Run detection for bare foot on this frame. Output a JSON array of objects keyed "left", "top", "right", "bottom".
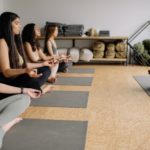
[
  {"left": 2, "top": 117, "right": 22, "bottom": 133},
  {"left": 48, "top": 74, "right": 59, "bottom": 84},
  {"left": 63, "top": 68, "right": 68, "bottom": 73},
  {"left": 56, "top": 74, "right": 59, "bottom": 78},
  {"left": 42, "top": 84, "right": 54, "bottom": 94},
  {"left": 47, "top": 77, "right": 56, "bottom": 84}
]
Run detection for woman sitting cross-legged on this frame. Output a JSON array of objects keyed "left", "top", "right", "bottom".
[
  {"left": 0, "top": 12, "right": 54, "bottom": 94},
  {"left": 44, "top": 24, "right": 72, "bottom": 73},
  {"left": 0, "top": 83, "right": 41, "bottom": 149},
  {"left": 22, "top": 23, "right": 59, "bottom": 83}
]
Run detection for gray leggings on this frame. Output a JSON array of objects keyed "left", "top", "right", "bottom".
[{"left": 0, "top": 94, "right": 31, "bottom": 149}]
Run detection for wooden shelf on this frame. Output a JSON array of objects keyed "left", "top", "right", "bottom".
[
  {"left": 38, "top": 35, "right": 128, "bottom": 65},
  {"left": 38, "top": 36, "right": 128, "bottom": 40},
  {"left": 91, "top": 58, "right": 127, "bottom": 62}
]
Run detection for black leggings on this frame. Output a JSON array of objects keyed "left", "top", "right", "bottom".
[{"left": 0, "top": 66, "right": 51, "bottom": 100}]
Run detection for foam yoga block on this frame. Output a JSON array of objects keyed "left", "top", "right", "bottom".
[
  {"left": 79, "top": 49, "right": 93, "bottom": 62},
  {"left": 69, "top": 48, "right": 80, "bottom": 62}
]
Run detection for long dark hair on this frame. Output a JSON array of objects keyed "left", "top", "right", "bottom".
[
  {"left": 22, "top": 23, "right": 40, "bottom": 52},
  {"left": 44, "top": 25, "right": 57, "bottom": 54},
  {"left": 0, "top": 12, "right": 26, "bottom": 68}
]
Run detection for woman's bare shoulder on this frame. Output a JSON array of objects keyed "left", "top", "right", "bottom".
[
  {"left": 0, "top": 38, "right": 7, "bottom": 45},
  {"left": 0, "top": 39, "right": 9, "bottom": 51}
]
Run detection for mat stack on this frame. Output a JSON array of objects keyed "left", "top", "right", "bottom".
[
  {"left": 105, "top": 43, "right": 116, "bottom": 58},
  {"left": 115, "top": 42, "right": 127, "bottom": 58},
  {"left": 63, "top": 25, "right": 84, "bottom": 36},
  {"left": 92, "top": 41, "right": 105, "bottom": 58}
]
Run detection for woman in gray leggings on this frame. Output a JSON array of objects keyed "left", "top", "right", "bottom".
[{"left": 0, "top": 83, "right": 41, "bottom": 149}]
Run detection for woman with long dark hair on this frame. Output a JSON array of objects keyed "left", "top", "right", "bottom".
[
  {"left": 44, "top": 25, "right": 72, "bottom": 72},
  {"left": 0, "top": 83, "right": 41, "bottom": 149},
  {"left": 0, "top": 12, "right": 53, "bottom": 98},
  {"left": 22, "top": 23, "right": 59, "bottom": 83}
]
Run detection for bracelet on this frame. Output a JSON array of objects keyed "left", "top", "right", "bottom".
[{"left": 21, "top": 87, "right": 24, "bottom": 94}]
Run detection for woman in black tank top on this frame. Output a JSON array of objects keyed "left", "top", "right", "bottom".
[{"left": 0, "top": 12, "right": 53, "bottom": 98}]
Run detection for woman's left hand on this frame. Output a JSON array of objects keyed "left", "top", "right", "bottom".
[
  {"left": 26, "top": 68, "right": 43, "bottom": 78},
  {"left": 23, "top": 88, "right": 41, "bottom": 99}
]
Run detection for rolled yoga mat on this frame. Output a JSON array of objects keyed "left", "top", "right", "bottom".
[
  {"left": 55, "top": 77, "right": 93, "bottom": 86},
  {"left": 134, "top": 76, "right": 150, "bottom": 96},
  {"left": 68, "top": 68, "right": 95, "bottom": 74},
  {"left": 2, "top": 119, "right": 88, "bottom": 150},
  {"left": 31, "top": 91, "right": 89, "bottom": 108}
]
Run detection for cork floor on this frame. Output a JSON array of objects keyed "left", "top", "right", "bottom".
[{"left": 22, "top": 65, "right": 150, "bottom": 150}]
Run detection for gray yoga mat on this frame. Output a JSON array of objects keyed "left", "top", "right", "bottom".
[
  {"left": 2, "top": 119, "right": 88, "bottom": 150},
  {"left": 68, "top": 68, "right": 95, "bottom": 74},
  {"left": 55, "top": 77, "right": 93, "bottom": 86},
  {"left": 134, "top": 76, "right": 150, "bottom": 96},
  {"left": 31, "top": 91, "right": 89, "bottom": 108}
]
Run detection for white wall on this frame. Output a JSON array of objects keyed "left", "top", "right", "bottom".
[
  {"left": 2, "top": 0, "right": 150, "bottom": 42},
  {"left": 0, "top": 0, "right": 3, "bottom": 13}
]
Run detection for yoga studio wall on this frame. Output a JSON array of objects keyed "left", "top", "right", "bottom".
[
  {"left": 0, "top": 0, "right": 3, "bottom": 13},
  {"left": 2, "top": 0, "right": 150, "bottom": 41}
]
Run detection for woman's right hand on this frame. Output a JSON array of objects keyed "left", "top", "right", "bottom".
[
  {"left": 42, "top": 60, "right": 57, "bottom": 68},
  {"left": 23, "top": 88, "right": 41, "bottom": 99},
  {"left": 26, "top": 68, "right": 43, "bottom": 78}
]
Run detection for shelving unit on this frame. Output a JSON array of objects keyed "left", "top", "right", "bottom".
[{"left": 39, "top": 36, "right": 128, "bottom": 65}]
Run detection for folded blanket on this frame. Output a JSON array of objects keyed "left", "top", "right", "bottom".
[
  {"left": 63, "top": 25, "right": 84, "bottom": 30},
  {"left": 64, "top": 32, "right": 83, "bottom": 36}
]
